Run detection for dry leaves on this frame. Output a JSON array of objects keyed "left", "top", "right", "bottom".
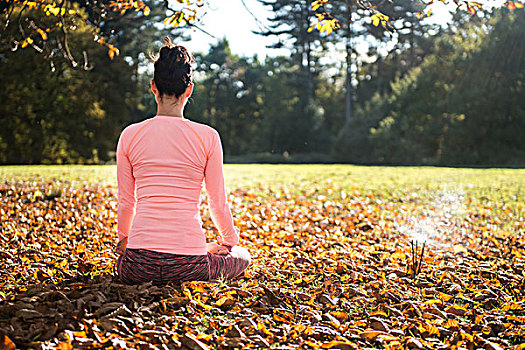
[{"left": 0, "top": 180, "right": 524, "bottom": 349}]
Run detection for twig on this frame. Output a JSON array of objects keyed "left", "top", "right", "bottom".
[
  {"left": 410, "top": 240, "right": 415, "bottom": 276},
  {"left": 410, "top": 240, "right": 426, "bottom": 279},
  {"left": 240, "top": 0, "right": 272, "bottom": 33},
  {"left": 416, "top": 241, "right": 426, "bottom": 276},
  {"left": 188, "top": 23, "right": 217, "bottom": 39}
]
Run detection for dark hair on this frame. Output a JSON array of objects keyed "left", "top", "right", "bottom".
[{"left": 153, "top": 37, "right": 194, "bottom": 98}]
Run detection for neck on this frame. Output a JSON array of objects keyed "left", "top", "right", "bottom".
[{"left": 156, "top": 98, "right": 185, "bottom": 118}]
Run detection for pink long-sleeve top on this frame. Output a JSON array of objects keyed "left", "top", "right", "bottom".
[{"left": 116, "top": 115, "right": 239, "bottom": 255}]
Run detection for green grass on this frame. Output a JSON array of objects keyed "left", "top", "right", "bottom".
[
  {"left": 2, "top": 164, "right": 523, "bottom": 232},
  {"left": 0, "top": 163, "right": 522, "bottom": 221},
  {"left": 1, "top": 164, "right": 523, "bottom": 201}
]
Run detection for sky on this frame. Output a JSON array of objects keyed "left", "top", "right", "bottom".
[
  {"left": 176, "top": 0, "right": 289, "bottom": 59},
  {"left": 173, "top": 0, "right": 509, "bottom": 59}
]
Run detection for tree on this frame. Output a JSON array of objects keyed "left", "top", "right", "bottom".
[
  {"left": 0, "top": 7, "right": 136, "bottom": 164},
  {"left": 258, "top": 0, "right": 325, "bottom": 101},
  {"left": 0, "top": 0, "right": 199, "bottom": 67},
  {"left": 257, "top": 0, "right": 331, "bottom": 153},
  {"left": 186, "top": 39, "right": 265, "bottom": 156},
  {"left": 186, "top": 40, "right": 331, "bottom": 157},
  {"left": 4, "top": 0, "right": 518, "bottom": 68},
  {"left": 370, "top": 8, "right": 525, "bottom": 165}
]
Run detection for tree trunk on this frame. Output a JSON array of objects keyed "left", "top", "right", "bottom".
[
  {"left": 409, "top": 16, "right": 415, "bottom": 69},
  {"left": 307, "top": 41, "right": 314, "bottom": 101},
  {"left": 306, "top": 0, "right": 314, "bottom": 101},
  {"left": 376, "top": 55, "right": 383, "bottom": 95},
  {"left": 344, "top": 1, "right": 353, "bottom": 125}
]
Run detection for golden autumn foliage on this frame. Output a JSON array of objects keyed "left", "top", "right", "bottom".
[
  {"left": 0, "top": 171, "right": 524, "bottom": 349},
  {"left": 4, "top": 0, "right": 524, "bottom": 64}
]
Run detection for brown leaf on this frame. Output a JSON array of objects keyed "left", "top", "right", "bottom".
[
  {"left": 248, "top": 335, "right": 270, "bottom": 347},
  {"left": 318, "top": 294, "right": 338, "bottom": 306},
  {"left": 16, "top": 309, "right": 44, "bottom": 320},
  {"left": 484, "top": 341, "right": 505, "bottom": 350},
  {"left": 369, "top": 317, "right": 390, "bottom": 332},
  {"left": 321, "top": 340, "right": 357, "bottom": 349},
  {"left": 224, "top": 325, "right": 245, "bottom": 338},
  {"left": 405, "top": 337, "right": 424, "bottom": 349},
  {"left": 445, "top": 305, "right": 468, "bottom": 316},
  {"left": 360, "top": 330, "right": 388, "bottom": 341},
  {"left": 182, "top": 333, "right": 210, "bottom": 350},
  {"left": 215, "top": 297, "right": 236, "bottom": 308}
]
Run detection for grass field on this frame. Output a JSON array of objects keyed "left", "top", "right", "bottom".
[
  {"left": 1, "top": 165, "right": 524, "bottom": 349},
  {"left": 1, "top": 163, "right": 524, "bottom": 199}
]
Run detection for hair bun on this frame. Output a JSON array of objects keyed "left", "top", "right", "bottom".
[
  {"left": 159, "top": 46, "right": 172, "bottom": 60},
  {"left": 153, "top": 37, "right": 194, "bottom": 98},
  {"left": 162, "top": 36, "right": 173, "bottom": 47}
]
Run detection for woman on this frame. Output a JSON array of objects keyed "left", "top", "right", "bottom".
[{"left": 115, "top": 38, "right": 250, "bottom": 285}]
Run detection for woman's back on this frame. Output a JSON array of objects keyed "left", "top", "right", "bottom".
[
  {"left": 117, "top": 115, "right": 236, "bottom": 255},
  {"left": 115, "top": 38, "right": 248, "bottom": 285}
]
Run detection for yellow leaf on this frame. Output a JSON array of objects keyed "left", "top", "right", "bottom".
[
  {"left": 57, "top": 342, "right": 72, "bottom": 350},
  {"left": 143, "top": 6, "right": 150, "bottom": 15},
  {"left": 107, "top": 45, "right": 119, "bottom": 60},
  {"left": 439, "top": 292, "right": 454, "bottom": 302},
  {"left": 444, "top": 319, "right": 459, "bottom": 329},
  {"left": 190, "top": 282, "right": 206, "bottom": 293},
  {"left": 453, "top": 244, "right": 468, "bottom": 254},
  {"left": 377, "top": 334, "right": 400, "bottom": 341},
  {"left": 391, "top": 251, "right": 405, "bottom": 260},
  {"left": 273, "top": 313, "right": 288, "bottom": 322},
  {"left": 330, "top": 311, "right": 349, "bottom": 322},
  {"left": 360, "top": 330, "right": 387, "bottom": 340},
  {"left": 502, "top": 303, "right": 523, "bottom": 311},
  {"left": 369, "top": 310, "right": 388, "bottom": 317},
  {"left": 195, "top": 333, "right": 212, "bottom": 341},
  {"left": 321, "top": 340, "right": 356, "bottom": 349},
  {"left": 215, "top": 297, "right": 235, "bottom": 307},
  {"left": 37, "top": 28, "right": 47, "bottom": 40},
  {"left": 423, "top": 299, "right": 442, "bottom": 306},
  {"left": 371, "top": 14, "right": 380, "bottom": 27}
]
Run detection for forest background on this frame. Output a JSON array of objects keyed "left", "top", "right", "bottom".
[{"left": 1, "top": 0, "right": 524, "bottom": 167}]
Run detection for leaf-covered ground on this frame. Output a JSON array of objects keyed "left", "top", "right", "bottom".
[{"left": 0, "top": 165, "right": 524, "bottom": 350}]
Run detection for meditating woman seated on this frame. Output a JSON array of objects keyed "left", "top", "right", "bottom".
[{"left": 115, "top": 37, "right": 250, "bottom": 285}]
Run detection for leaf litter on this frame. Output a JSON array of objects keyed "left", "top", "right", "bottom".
[{"left": 0, "top": 180, "right": 524, "bottom": 349}]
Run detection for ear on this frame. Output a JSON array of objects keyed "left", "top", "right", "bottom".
[
  {"left": 186, "top": 83, "right": 194, "bottom": 98},
  {"left": 151, "top": 79, "right": 158, "bottom": 95}
]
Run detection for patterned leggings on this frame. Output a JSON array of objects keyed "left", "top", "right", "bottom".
[{"left": 116, "top": 246, "right": 251, "bottom": 285}]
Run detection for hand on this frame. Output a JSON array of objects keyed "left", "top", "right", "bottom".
[
  {"left": 206, "top": 242, "right": 229, "bottom": 255},
  {"left": 116, "top": 237, "right": 128, "bottom": 255}
]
